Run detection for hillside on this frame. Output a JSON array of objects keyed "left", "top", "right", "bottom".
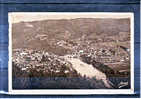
[{"left": 12, "top": 18, "right": 130, "bottom": 55}]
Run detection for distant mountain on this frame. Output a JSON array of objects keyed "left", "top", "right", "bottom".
[{"left": 12, "top": 18, "right": 130, "bottom": 55}]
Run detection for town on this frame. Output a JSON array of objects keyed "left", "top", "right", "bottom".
[{"left": 12, "top": 18, "right": 131, "bottom": 89}]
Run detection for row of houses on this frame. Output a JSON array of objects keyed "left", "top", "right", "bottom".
[{"left": 12, "top": 49, "right": 77, "bottom": 77}]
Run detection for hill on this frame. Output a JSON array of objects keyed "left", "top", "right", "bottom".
[{"left": 12, "top": 18, "right": 130, "bottom": 55}]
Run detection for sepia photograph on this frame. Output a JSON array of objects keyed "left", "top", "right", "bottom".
[{"left": 8, "top": 13, "right": 134, "bottom": 94}]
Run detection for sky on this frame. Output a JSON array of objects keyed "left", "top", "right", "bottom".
[{"left": 8, "top": 12, "right": 133, "bottom": 23}]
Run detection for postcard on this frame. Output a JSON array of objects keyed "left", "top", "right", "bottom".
[{"left": 8, "top": 12, "right": 134, "bottom": 95}]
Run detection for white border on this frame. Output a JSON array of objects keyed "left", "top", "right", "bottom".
[{"left": 8, "top": 12, "right": 134, "bottom": 95}]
